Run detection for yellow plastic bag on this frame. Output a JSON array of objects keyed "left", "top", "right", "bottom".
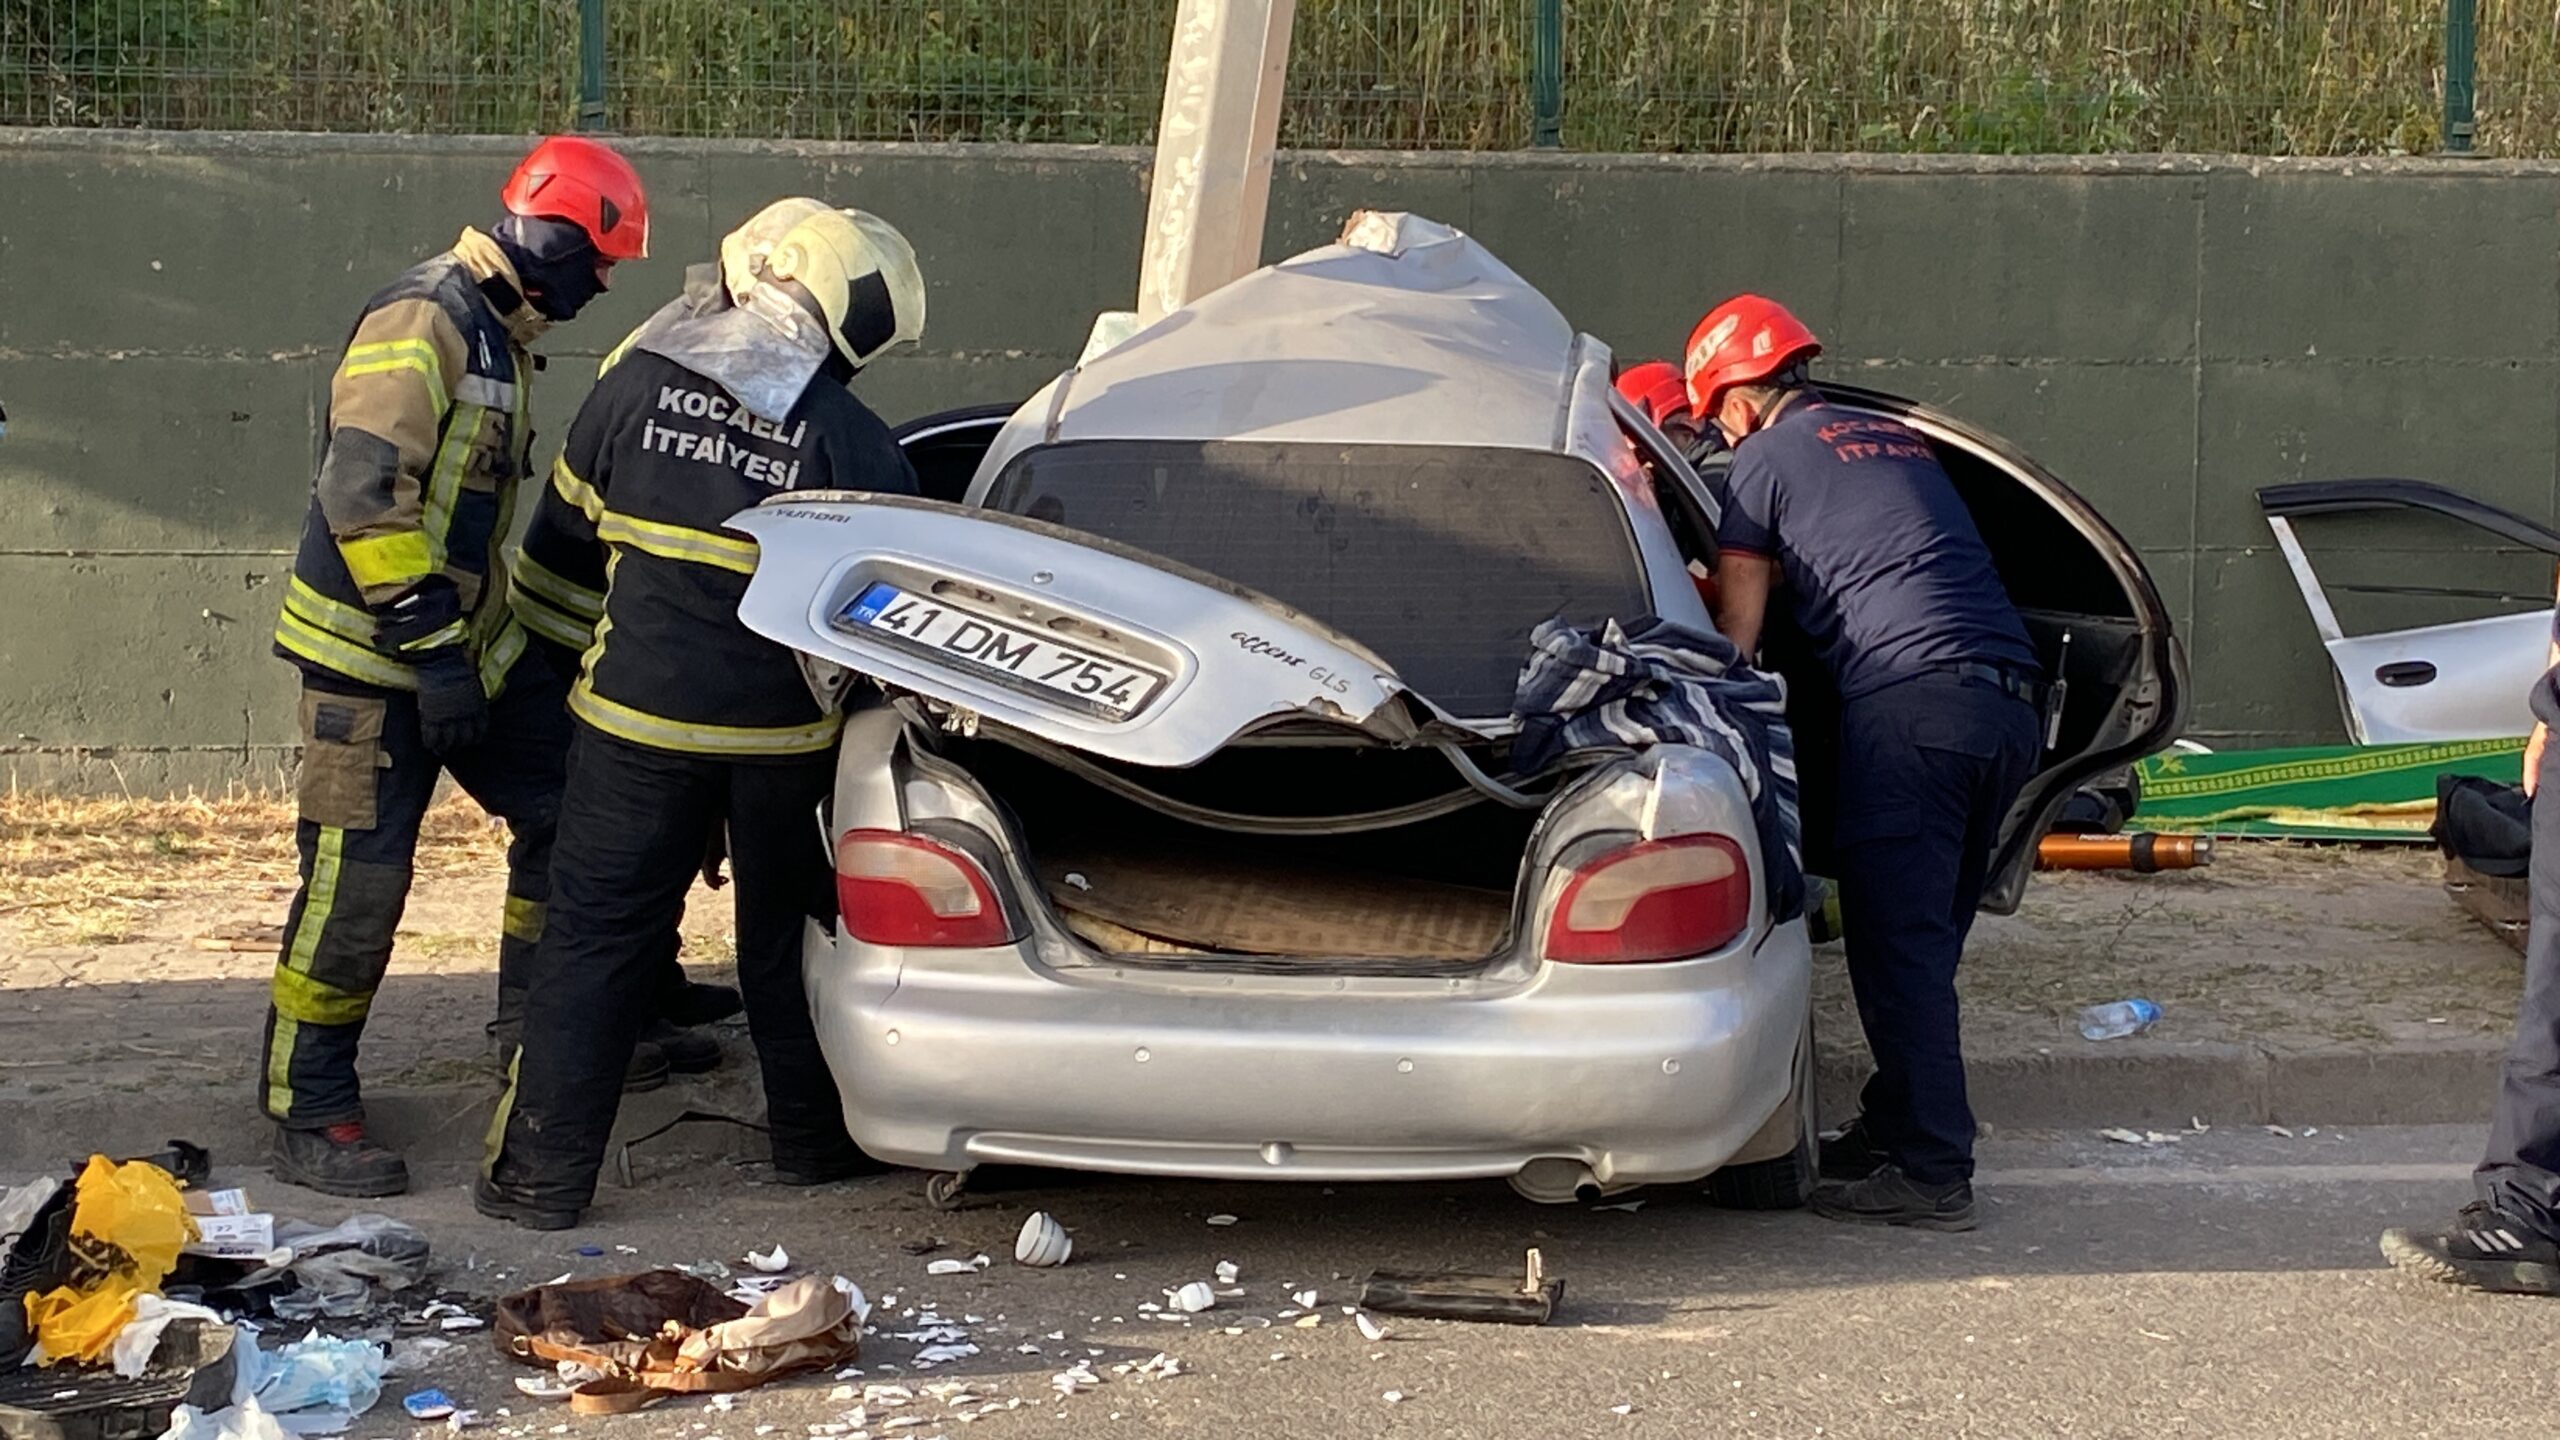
[{"left": 25, "top": 1155, "right": 199, "bottom": 1366}]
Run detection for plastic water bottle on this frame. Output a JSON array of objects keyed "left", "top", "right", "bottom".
[{"left": 2079, "top": 998, "right": 2161, "bottom": 1041}]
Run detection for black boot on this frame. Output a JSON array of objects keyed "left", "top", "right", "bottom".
[
  {"left": 660, "top": 980, "right": 744, "bottom": 1028},
  {"left": 773, "top": 1142, "right": 891, "bottom": 1187},
  {"left": 646, "top": 1020, "right": 724, "bottom": 1075},
  {"left": 473, "top": 1175, "right": 582, "bottom": 1232},
  {"left": 1809, "top": 1163, "right": 1975, "bottom": 1231},
  {"left": 272, "top": 1122, "right": 410, "bottom": 1199}
]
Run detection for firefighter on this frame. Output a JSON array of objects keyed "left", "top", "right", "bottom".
[
  {"left": 1615, "top": 359, "right": 1720, "bottom": 470},
  {"left": 1691, "top": 295, "right": 2043, "bottom": 1232},
  {"left": 260, "top": 137, "right": 651, "bottom": 1198},
  {"left": 475, "top": 207, "right": 929, "bottom": 1230}
]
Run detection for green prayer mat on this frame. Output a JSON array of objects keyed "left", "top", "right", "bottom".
[{"left": 2129, "top": 739, "right": 2526, "bottom": 841}]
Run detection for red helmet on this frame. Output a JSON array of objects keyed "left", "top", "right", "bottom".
[
  {"left": 1614, "top": 361, "right": 1691, "bottom": 429},
  {"left": 1684, "top": 295, "right": 1820, "bottom": 418},
  {"left": 502, "top": 137, "right": 650, "bottom": 262}
]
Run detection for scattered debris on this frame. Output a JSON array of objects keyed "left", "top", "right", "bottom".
[
  {"left": 2266, "top": 1125, "right": 2296, "bottom": 1138},
  {"left": 1293, "top": 1315, "right": 1321, "bottom": 1329},
  {"left": 1170, "top": 1282, "right": 1216, "bottom": 1314},
  {"left": 747, "top": 1246, "right": 792, "bottom": 1274},
  {"left": 1590, "top": 1200, "right": 1646, "bottom": 1214},
  {"left": 1611, "top": 1403, "right": 1636, "bottom": 1415},
  {"left": 1213, "top": 1261, "right": 1240, "bottom": 1285},
  {"left": 925, "top": 1255, "right": 992, "bottom": 1277},
  {"left": 1382, "top": 1390, "right": 1405, "bottom": 1404},
  {"left": 1014, "top": 1214, "right": 1072, "bottom": 1269},
  {"left": 1291, "top": 1289, "right": 1319, "bottom": 1309},
  {"left": 405, "top": 1390, "right": 460, "bottom": 1420},
  {"left": 2099, "top": 1127, "right": 2149, "bottom": 1145},
  {"left": 515, "top": 1375, "right": 580, "bottom": 1401},
  {"left": 1064, "top": 873, "right": 1092, "bottom": 891},
  {"left": 1354, "top": 1312, "right": 1388, "bottom": 1343},
  {"left": 1205, "top": 1215, "right": 1239, "bottom": 1227}
]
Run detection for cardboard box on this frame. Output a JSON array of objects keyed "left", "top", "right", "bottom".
[
  {"left": 184, "top": 1213, "right": 277, "bottom": 1261},
  {"left": 184, "top": 1188, "right": 253, "bottom": 1218}
]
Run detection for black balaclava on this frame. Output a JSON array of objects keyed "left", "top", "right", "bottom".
[{"left": 492, "top": 214, "right": 606, "bottom": 322}]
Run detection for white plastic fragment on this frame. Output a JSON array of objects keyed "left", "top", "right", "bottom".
[
  {"left": 1064, "top": 873, "right": 1091, "bottom": 891},
  {"left": 747, "top": 1246, "right": 791, "bottom": 1274},
  {"left": 2098, "top": 1127, "right": 2150, "bottom": 1146},
  {"left": 1171, "top": 1282, "right": 1217, "bottom": 1313},
  {"left": 1382, "top": 1390, "right": 1404, "bottom": 1404},
  {"left": 2266, "top": 1125, "right": 2296, "bottom": 1138},
  {"left": 1291, "top": 1289, "right": 1319, "bottom": 1308},
  {"left": 925, "top": 1259, "right": 978, "bottom": 1277},
  {"left": 1611, "top": 1403, "right": 1636, "bottom": 1415},
  {"left": 1205, "top": 1215, "right": 1238, "bottom": 1227},
  {"left": 515, "top": 1376, "right": 578, "bottom": 1400},
  {"left": 1213, "top": 1261, "right": 1240, "bottom": 1284},
  {"left": 1354, "top": 1312, "right": 1388, "bottom": 1343},
  {"left": 1015, "top": 1213, "right": 1073, "bottom": 1268}
]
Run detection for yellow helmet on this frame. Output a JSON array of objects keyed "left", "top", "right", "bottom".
[
  {"left": 765, "top": 208, "right": 927, "bottom": 373},
  {"left": 719, "top": 196, "right": 829, "bottom": 305}
]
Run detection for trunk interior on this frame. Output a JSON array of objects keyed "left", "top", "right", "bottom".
[{"left": 942, "top": 735, "right": 1541, "bottom": 966}]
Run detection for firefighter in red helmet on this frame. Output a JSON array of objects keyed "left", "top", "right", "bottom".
[
  {"left": 1689, "top": 294, "right": 2043, "bottom": 1233},
  {"left": 259, "top": 137, "right": 688, "bottom": 1199}
]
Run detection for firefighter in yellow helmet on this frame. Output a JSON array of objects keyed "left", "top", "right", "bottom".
[{"left": 478, "top": 207, "right": 928, "bottom": 1229}]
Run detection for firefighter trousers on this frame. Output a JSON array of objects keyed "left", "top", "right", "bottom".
[
  {"left": 260, "top": 653, "right": 571, "bottom": 1130},
  {"left": 483, "top": 728, "right": 854, "bottom": 1212}
]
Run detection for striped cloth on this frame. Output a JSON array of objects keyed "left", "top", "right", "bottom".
[{"left": 1510, "top": 615, "right": 1803, "bottom": 919}]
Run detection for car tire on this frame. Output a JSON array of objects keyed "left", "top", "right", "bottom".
[{"left": 1703, "top": 1012, "right": 1817, "bottom": 1211}]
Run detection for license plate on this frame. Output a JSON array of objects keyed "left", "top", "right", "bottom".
[{"left": 834, "top": 581, "right": 1168, "bottom": 720}]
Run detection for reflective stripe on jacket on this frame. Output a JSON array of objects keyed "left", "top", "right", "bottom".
[
  {"left": 272, "top": 228, "right": 545, "bottom": 695},
  {"left": 515, "top": 344, "right": 917, "bottom": 757}
]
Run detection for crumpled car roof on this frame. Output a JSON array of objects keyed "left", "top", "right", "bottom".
[{"left": 982, "top": 213, "right": 1607, "bottom": 467}]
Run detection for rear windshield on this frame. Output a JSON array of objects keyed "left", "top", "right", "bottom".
[{"left": 982, "top": 440, "right": 1652, "bottom": 717}]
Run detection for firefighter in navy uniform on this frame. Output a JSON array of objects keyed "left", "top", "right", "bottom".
[
  {"left": 476, "top": 208, "right": 928, "bottom": 1230},
  {"left": 1693, "top": 295, "right": 2044, "bottom": 1234},
  {"left": 260, "top": 137, "right": 651, "bottom": 1198}
]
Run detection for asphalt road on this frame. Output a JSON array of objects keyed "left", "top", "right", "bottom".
[{"left": 40, "top": 1123, "right": 2544, "bottom": 1440}]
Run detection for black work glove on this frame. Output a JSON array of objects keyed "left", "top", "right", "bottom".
[{"left": 412, "top": 646, "right": 489, "bottom": 756}]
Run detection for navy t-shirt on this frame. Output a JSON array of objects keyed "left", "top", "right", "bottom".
[{"left": 1717, "top": 399, "right": 2037, "bottom": 700}]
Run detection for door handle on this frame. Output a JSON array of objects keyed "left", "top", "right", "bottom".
[{"left": 2375, "top": 661, "right": 2438, "bottom": 688}]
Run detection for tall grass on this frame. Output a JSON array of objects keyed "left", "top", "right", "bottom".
[{"left": 4, "top": 0, "right": 2557, "bottom": 153}]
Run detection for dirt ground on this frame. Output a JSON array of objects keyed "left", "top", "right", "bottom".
[
  {"left": 0, "top": 792, "right": 741, "bottom": 1110},
  {"left": 0, "top": 793, "right": 2525, "bottom": 1114}
]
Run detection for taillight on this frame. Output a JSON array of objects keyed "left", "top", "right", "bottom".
[
  {"left": 1543, "top": 835, "right": 1751, "bottom": 964},
  {"left": 835, "top": 829, "right": 1015, "bottom": 948}
]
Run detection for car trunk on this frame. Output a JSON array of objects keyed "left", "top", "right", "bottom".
[
  {"left": 819, "top": 387, "right": 2179, "bottom": 923},
  {"left": 943, "top": 734, "right": 1544, "bottom": 965}
]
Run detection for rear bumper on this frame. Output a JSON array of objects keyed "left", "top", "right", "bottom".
[{"left": 805, "top": 919, "right": 1813, "bottom": 1194}]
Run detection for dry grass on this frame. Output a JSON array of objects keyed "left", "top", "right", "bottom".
[
  {"left": 6, "top": 0, "right": 2558, "bottom": 153},
  {"left": 0, "top": 789, "right": 507, "bottom": 944}
]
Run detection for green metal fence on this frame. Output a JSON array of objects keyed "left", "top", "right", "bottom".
[{"left": 3, "top": 0, "right": 2553, "bottom": 154}]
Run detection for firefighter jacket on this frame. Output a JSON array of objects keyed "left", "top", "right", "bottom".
[
  {"left": 510, "top": 342, "right": 918, "bottom": 758},
  {"left": 272, "top": 228, "right": 544, "bottom": 694}
]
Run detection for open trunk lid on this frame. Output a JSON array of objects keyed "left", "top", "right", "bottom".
[{"left": 730, "top": 492, "right": 1476, "bottom": 769}]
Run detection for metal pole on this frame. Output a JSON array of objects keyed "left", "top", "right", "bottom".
[
  {"left": 1134, "top": 0, "right": 1300, "bottom": 324},
  {"left": 2443, "top": 0, "right": 2476, "bottom": 154},
  {"left": 578, "top": 0, "right": 607, "bottom": 130},
  {"left": 1531, "top": 0, "right": 1563, "bottom": 148}
]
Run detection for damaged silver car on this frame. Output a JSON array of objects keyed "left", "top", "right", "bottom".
[{"left": 730, "top": 214, "right": 2182, "bottom": 1206}]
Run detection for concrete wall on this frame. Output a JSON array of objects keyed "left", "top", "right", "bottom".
[{"left": 5, "top": 131, "right": 2557, "bottom": 791}]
